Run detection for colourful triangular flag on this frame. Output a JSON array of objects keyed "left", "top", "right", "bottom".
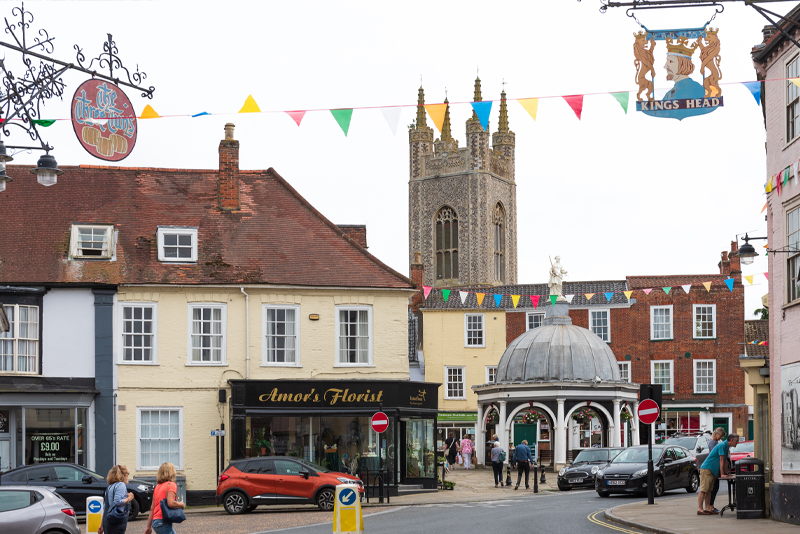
[
  {"left": 330, "top": 109, "right": 353, "bottom": 136},
  {"left": 764, "top": 272, "right": 769, "bottom": 281},
  {"left": 517, "top": 98, "right": 539, "bottom": 121},
  {"left": 493, "top": 294, "right": 502, "bottom": 307},
  {"left": 470, "top": 101, "right": 492, "bottom": 130},
  {"left": 663, "top": 287, "right": 672, "bottom": 295},
  {"left": 380, "top": 107, "right": 402, "bottom": 135},
  {"left": 724, "top": 278, "right": 734, "bottom": 292},
  {"left": 459, "top": 291, "right": 468, "bottom": 304},
  {"left": 623, "top": 290, "right": 633, "bottom": 300},
  {"left": 191, "top": 112, "right": 210, "bottom": 117},
  {"left": 442, "top": 289, "right": 451, "bottom": 302},
  {"left": 285, "top": 111, "right": 306, "bottom": 127},
  {"left": 511, "top": 295, "right": 520, "bottom": 309},
  {"left": 549, "top": 295, "right": 558, "bottom": 306},
  {"left": 476, "top": 293, "right": 485, "bottom": 306},
  {"left": 139, "top": 104, "right": 160, "bottom": 119},
  {"left": 604, "top": 292, "right": 614, "bottom": 301},
  {"left": 703, "top": 281, "right": 712, "bottom": 292},
  {"left": 744, "top": 275, "right": 754, "bottom": 285},
  {"left": 32, "top": 119, "right": 56, "bottom": 127},
  {"left": 423, "top": 286, "right": 432, "bottom": 299},
  {"left": 531, "top": 295, "right": 540, "bottom": 309},
  {"left": 742, "top": 81, "right": 762, "bottom": 105},
  {"left": 791, "top": 78, "right": 800, "bottom": 88},
  {"left": 643, "top": 288, "right": 652, "bottom": 295},
  {"left": 238, "top": 95, "right": 261, "bottom": 113},
  {"left": 563, "top": 95, "right": 584, "bottom": 120},
  {"left": 610, "top": 92, "right": 629, "bottom": 113},
  {"left": 681, "top": 284, "right": 691, "bottom": 294},
  {"left": 565, "top": 294, "right": 575, "bottom": 304},
  {"left": 762, "top": 203, "right": 768, "bottom": 213},
  {"left": 585, "top": 293, "right": 594, "bottom": 301},
  {"left": 424, "top": 103, "right": 448, "bottom": 133}
]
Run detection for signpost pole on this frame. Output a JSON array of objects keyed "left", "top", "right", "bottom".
[
  {"left": 216, "top": 430, "right": 220, "bottom": 484},
  {"left": 647, "top": 422, "right": 654, "bottom": 505}
]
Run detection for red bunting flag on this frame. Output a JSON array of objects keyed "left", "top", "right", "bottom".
[
  {"left": 563, "top": 95, "right": 584, "bottom": 120},
  {"left": 531, "top": 295, "right": 540, "bottom": 309}
]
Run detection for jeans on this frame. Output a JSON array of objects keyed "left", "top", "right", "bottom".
[
  {"left": 516, "top": 461, "right": 530, "bottom": 488},
  {"left": 492, "top": 461, "right": 504, "bottom": 485},
  {"left": 153, "top": 519, "right": 176, "bottom": 534},
  {"left": 709, "top": 477, "right": 721, "bottom": 506}
]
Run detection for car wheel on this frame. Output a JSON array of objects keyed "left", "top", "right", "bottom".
[
  {"left": 128, "top": 497, "right": 140, "bottom": 521},
  {"left": 223, "top": 491, "right": 249, "bottom": 515},
  {"left": 597, "top": 491, "right": 610, "bottom": 498},
  {"left": 317, "top": 488, "right": 335, "bottom": 511},
  {"left": 654, "top": 476, "right": 664, "bottom": 498},
  {"left": 687, "top": 472, "right": 699, "bottom": 493}
]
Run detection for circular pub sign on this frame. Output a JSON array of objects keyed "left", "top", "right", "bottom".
[
  {"left": 371, "top": 412, "right": 389, "bottom": 434},
  {"left": 71, "top": 79, "right": 137, "bottom": 161}
]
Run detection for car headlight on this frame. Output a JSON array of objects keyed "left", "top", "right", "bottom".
[
  {"left": 558, "top": 468, "right": 567, "bottom": 477},
  {"left": 136, "top": 485, "right": 152, "bottom": 493},
  {"left": 595, "top": 470, "right": 604, "bottom": 478},
  {"left": 591, "top": 466, "right": 599, "bottom": 475},
  {"left": 337, "top": 477, "right": 360, "bottom": 485},
  {"left": 633, "top": 469, "right": 648, "bottom": 478}
]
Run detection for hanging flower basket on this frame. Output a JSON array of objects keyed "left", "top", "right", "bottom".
[
  {"left": 572, "top": 408, "right": 595, "bottom": 423},
  {"left": 486, "top": 411, "right": 499, "bottom": 424},
  {"left": 521, "top": 410, "right": 541, "bottom": 424},
  {"left": 620, "top": 410, "right": 633, "bottom": 423}
]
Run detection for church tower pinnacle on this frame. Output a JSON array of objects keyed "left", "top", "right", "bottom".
[
  {"left": 408, "top": 86, "right": 433, "bottom": 180},
  {"left": 415, "top": 86, "right": 427, "bottom": 129},
  {"left": 493, "top": 88, "right": 516, "bottom": 178},
  {"left": 435, "top": 96, "right": 458, "bottom": 154},
  {"left": 471, "top": 76, "right": 482, "bottom": 121}
]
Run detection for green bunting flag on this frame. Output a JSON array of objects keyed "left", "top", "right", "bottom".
[
  {"left": 330, "top": 109, "right": 353, "bottom": 136},
  {"left": 32, "top": 119, "right": 55, "bottom": 127},
  {"left": 663, "top": 287, "right": 672, "bottom": 295},
  {"left": 611, "top": 92, "right": 629, "bottom": 114},
  {"left": 442, "top": 289, "right": 451, "bottom": 302},
  {"left": 549, "top": 295, "right": 557, "bottom": 306}
]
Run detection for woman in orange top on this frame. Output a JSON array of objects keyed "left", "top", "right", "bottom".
[{"left": 144, "top": 462, "right": 185, "bottom": 534}]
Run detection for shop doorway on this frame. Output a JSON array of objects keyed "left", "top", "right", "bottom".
[
  {"left": 0, "top": 438, "right": 9, "bottom": 472},
  {"left": 713, "top": 417, "right": 730, "bottom": 436}
]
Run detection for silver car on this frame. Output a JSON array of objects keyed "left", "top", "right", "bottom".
[{"left": 0, "top": 485, "right": 80, "bottom": 534}]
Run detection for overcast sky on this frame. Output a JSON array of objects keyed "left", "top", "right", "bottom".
[{"left": 14, "top": 0, "right": 783, "bottom": 315}]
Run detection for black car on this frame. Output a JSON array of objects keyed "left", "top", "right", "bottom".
[
  {"left": 0, "top": 463, "right": 154, "bottom": 520},
  {"left": 662, "top": 433, "right": 712, "bottom": 469},
  {"left": 557, "top": 447, "right": 624, "bottom": 490},
  {"left": 594, "top": 445, "right": 699, "bottom": 497}
]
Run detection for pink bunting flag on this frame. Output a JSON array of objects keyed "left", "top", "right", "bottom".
[
  {"left": 642, "top": 288, "right": 652, "bottom": 295},
  {"left": 563, "top": 95, "right": 584, "bottom": 120},
  {"left": 764, "top": 272, "right": 769, "bottom": 280},
  {"left": 531, "top": 295, "right": 540, "bottom": 309},
  {"left": 285, "top": 111, "right": 306, "bottom": 126},
  {"left": 423, "top": 286, "right": 432, "bottom": 299}
]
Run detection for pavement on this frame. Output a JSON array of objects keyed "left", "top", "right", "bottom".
[{"left": 606, "top": 496, "right": 798, "bottom": 534}]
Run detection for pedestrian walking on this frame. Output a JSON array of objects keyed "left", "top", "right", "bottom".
[
  {"left": 491, "top": 441, "right": 506, "bottom": 487},
  {"left": 513, "top": 439, "right": 533, "bottom": 490},
  {"left": 706, "top": 427, "right": 726, "bottom": 513},
  {"left": 145, "top": 462, "right": 186, "bottom": 534},
  {"left": 97, "top": 465, "right": 133, "bottom": 534},
  {"left": 698, "top": 433, "right": 739, "bottom": 515},
  {"left": 461, "top": 433, "right": 474, "bottom": 469},
  {"left": 443, "top": 431, "right": 460, "bottom": 469}
]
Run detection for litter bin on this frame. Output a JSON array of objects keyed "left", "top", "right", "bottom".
[{"left": 735, "top": 457, "right": 765, "bottom": 519}]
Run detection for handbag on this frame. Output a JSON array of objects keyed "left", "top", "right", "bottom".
[
  {"left": 159, "top": 483, "right": 186, "bottom": 524},
  {"left": 104, "top": 484, "right": 128, "bottom": 525},
  {"left": 456, "top": 452, "right": 463, "bottom": 465},
  {"left": 499, "top": 450, "right": 507, "bottom": 463}
]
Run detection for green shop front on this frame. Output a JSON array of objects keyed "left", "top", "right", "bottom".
[
  {"left": 436, "top": 411, "right": 480, "bottom": 462},
  {"left": 229, "top": 380, "right": 440, "bottom": 493}
]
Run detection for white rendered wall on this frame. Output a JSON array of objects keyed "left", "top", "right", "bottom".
[{"left": 42, "top": 288, "right": 95, "bottom": 378}]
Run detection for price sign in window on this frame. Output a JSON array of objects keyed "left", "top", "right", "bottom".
[{"left": 25, "top": 409, "right": 77, "bottom": 465}]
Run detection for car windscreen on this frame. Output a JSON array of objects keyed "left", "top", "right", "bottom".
[
  {"left": 573, "top": 450, "right": 609, "bottom": 463},
  {"left": 663, "top": 437, "right": 698, "bottom": 449},
  {"left": 611, "top": 447, "right": 664, "bottom": 463},
  {"left": 730, "top": 442, "right": 754, "bottom": 453},
  {"left": 297, "top": 459, "right": 330, "bottom": 473}
]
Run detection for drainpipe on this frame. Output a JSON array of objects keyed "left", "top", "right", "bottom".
[{"left": 240, "top": 287, "right": 250, "bottom": 379}]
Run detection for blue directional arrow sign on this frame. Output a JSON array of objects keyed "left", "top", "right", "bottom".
[
  {"left": 338, "top": 488, "right": 356, "bottom": 506},
  {"left": 87, "top": 500, "right": 103, "bottom": 513}
]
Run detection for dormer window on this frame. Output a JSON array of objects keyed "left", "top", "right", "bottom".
[
  {"left": 157, "top": 227, "right": 198, "bottom": 262},
  {"left": 70, "top": 224, "right": 114, "bottom": 259}
]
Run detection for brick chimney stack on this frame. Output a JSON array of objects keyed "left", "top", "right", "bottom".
[
  {"left": 218, "top": 123, "right": 240, "bottom": 211},
  {"left": 718, "top": 240, "right": 741, "bottom": 278},
  {"left": 410, "top": 251, "right": 424, "bottom": 312}
]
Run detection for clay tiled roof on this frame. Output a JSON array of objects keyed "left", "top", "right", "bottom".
[
  {"left": 744, "top": 319, "right": 769, "bottom": 357},
  {"left": 626, "top": 274, "right": 723, "bottom": 290},
  {"left": 0, "top": 165, "right": 413, "bottom": 289}
]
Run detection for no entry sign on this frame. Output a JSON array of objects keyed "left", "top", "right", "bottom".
[
  {"left": 637, "top": 399, "right": 660, "bottom": 425},
  {"left": 371, "top": 412, "right": 389, "bottom": 433}
]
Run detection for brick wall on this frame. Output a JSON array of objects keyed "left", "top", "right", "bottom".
[{"left": 218, "top": 137, "right": 240, "bottom": 211}]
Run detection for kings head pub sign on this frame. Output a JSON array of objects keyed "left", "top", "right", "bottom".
[{"left": 634, "top": 27, "right": 723, "bottom": 120}]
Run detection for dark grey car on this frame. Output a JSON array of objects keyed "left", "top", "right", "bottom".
[
  {"left": 662, "top": 434, "right": 712, "bottom": 469},
  {"left": 0, "top": 485, "right": 80, "bottom": 534}
]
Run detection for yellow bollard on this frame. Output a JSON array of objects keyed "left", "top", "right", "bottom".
[
  {"left": 332, "top": 484, "right": 363, "bottom": 534},
  {"left": 86, "top": 496, "right": 104, "bottom": 533}
]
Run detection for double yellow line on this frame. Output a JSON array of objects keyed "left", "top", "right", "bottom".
[{"left": 587, "top": 510, "right": 644, "bottom": 534}]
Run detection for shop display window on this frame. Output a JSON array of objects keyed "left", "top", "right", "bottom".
[
  {"left": 655, "top": 411, "right": 701, "bottom": 442},
  {"left": 25, "top": 408, "right": 76, "bottom": 465},
  {"left": 406, "top": 419, "right": 434, "bottom": 478}
]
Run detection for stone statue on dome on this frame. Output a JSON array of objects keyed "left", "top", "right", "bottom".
[{"left": 548, "top": 256, "right": 568, "bottom": 299}]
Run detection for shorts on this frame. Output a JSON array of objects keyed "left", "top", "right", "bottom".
[
  {"left": 153, "top": 519, "right": 176, "bottom": 534},
  {"left": 699, "top": 468, "right": 716, "bottom": 493}
]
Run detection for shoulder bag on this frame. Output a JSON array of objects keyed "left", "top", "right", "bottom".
[
  {"left": 105, "top": 483, "right": 129, "bottom": 525},
  {"left": 159, "top": 482, "right": 187, "bottom": 524}
]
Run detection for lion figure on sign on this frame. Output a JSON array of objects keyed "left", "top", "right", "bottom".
[{"left": 634, "top": 31, "right": 656, "bottom": 102}]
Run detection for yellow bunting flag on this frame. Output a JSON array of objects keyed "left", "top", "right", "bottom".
[
  {"left": 511, "top": 295, "right": 520, "bottom": 309},
  {"left": 476, "top": 293, "right": 485, "bottom": 306},
  {"left": 139, "top": 105, "right": 160, "bottom": 119},
  {"left": 744, "top": 275, "right": 754, "bottom": 285},
  {"left": 584, "top": 293, "right": 594, "bottom": 301},
  {"left": 239, "top": 95, "right": 261, "bottom": 113},
  {"left": 424, "top": 103, "right": 448, "bottom": 133},
  {"left": 517, "top": 98, "right": 539, "bottom": 121},
  {"left": 791, "top": 78, "right": 800, "bottom": 88},
  {"left": 703, "top": 281, "right": 712, "bottom": 292},
  {"left": 623, "top": 290, "right": 633, "bottom": 300}
]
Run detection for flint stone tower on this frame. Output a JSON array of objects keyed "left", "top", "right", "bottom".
[{"left": 409, "top": 78, "right": 518, "bottom": 288}]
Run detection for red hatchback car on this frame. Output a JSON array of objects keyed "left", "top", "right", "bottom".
[
  {"left": 730, "top": 440, "right": 755, "bottom": 463},
  {"left": 216, "top": 457, "right": 364, "bottom": 513}
]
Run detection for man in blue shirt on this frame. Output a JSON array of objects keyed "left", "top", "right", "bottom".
[
  {"left": 698, "top": 433, "right": 739, "bottom": 515},
  {"left": 512, "top": 439, "right": 533, "bottom": 490}
]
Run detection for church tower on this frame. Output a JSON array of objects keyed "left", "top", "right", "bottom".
[{"left": 408, "top": 78, "right": 518, "bottom": 288}]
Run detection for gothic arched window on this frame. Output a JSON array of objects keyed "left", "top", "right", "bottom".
[
  {"left": 435, "top": 206, "right": 458, "bottom": 280},
  {"left": 494, "top": 203, "right": 505, "bottom": 283}
]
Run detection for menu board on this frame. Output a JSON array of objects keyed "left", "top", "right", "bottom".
[{"left": 28, "top": 433, "right": 72, "bottom": 463}]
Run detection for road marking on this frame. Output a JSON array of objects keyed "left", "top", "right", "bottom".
[
  {"left": 587, "top": 511, "right": 644, "bottom": 534},
  {"left": 254, "top": 506, "right": 406, "bottom": 533}
]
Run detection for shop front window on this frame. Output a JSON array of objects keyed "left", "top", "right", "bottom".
[
  {"left": 655, "top": 411, "right": 701, "bottom": 443},
  {"left": 25, "top": 409, "right": 76, "bottom": 465},
  {"left": 406, "top": 419, "right": 434, "bottom": 479}
]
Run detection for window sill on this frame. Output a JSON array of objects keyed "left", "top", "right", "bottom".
[
  {"left": 444, "top": 397, "right": 467, "bottom": 401},
  {"left": 333, "top": 364, "right": 375, "bottom": 368},
  {"left": 185, "top": 363, "right": 228, "bottom": 367},
  {"left": 260, "top": 363, "right": 302, "bottom": 368},
  {"left": 465, "top": 345, "right": 486, "bottom": 349},
  {"left": 693, "top": 337, "right": 717, "bottom": 341},
  {"left": 159, "top": 261, "right": 197, "bottom": 265},
  {"left": 781, "top": 299, "right": 800, "bottom": 310},
  {"left": 118, "top": 361, "right": 159, "bottom": 366},
  {"left": 693, "top": 392, "right": 717, "bottom": 395},
  {"left": 650, "top": 338, "right": 674, "bottom": 342}
]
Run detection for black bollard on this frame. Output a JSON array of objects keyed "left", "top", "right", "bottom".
[
  {"left": 506, "top": 464, "right": 512, "bottom": 486},
  {"left": 540, "top": 464, "right": 546, "bottom": 484},
  {"left": 533, "top": 463, "right": 538, "bottom": 493}
]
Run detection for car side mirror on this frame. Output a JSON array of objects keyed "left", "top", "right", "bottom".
[
  {"left": 299, "top": 469, "right": 310, "bottom": 479},
  {"left": 82, "top": 475, "right": 93, "bottom": 484},
  {"left": 663, "top": 457, "right": 673, "bottom": 464}
]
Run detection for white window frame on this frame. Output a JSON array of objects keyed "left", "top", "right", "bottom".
[
  {"left": 334, "top": 305, "right": 373, "bottom": 366},
  {"left": 693, "top": 304, "right": 717, "bottom": 339},
  {"left": 187, "top": 303, "right": 227, "bottom": 365},
  {"left": 119, "top": 303, "right": 158, "bottom": 365},
  {"left": 651, "top": 360, "right": 674, "bottom": 394},
  {"left": 445, "top": 366, "right": 466, "bottom": 399},
  {"left": 787, "top": 53, "right": 800, "bottom": 146},
  {"left": 0, "top": 303, "right": 39, "bottom": 374},
  {"left": 618, "top": 361, "right": 631, "bottom": 383},
  {"left": 136, "top": 407, "right": 183, "bottom": 470},
  {"left": 70, "top": 224, "right": 115, "bottom": 259},
  {"left": 650, "top": 305, "right": 673, "bottom": 340},
  {"left": 464, "top": 313, "right": 485, "bottom": 348},
  {"left": 157, "top": 227, "right": 198, "bottom": 263},
  {"left": 262, "top": 304, "right": 300, "bottom": 367},
  {"left": 486, "top": 365, "right": 498, "bottom": 384},
  {"left": 694, "top": 359, "right": 717, "bottom": 394},
  {"left": 787, "top": 203, "right": 800, "bottom": 303},
  {"left": 526, "top": 312, "right": 545, "bottom": 331},
  {"left": 589, "top": 308, "right": 610, "bottom": 343}
]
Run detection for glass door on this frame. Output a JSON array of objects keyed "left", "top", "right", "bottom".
[{"left": 0, "top": 438, "right": 10, "bottom": 472}]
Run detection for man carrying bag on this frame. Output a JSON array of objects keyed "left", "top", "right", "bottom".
[{"left": 512, "top": 440, "right": 533, "bottom": 490}]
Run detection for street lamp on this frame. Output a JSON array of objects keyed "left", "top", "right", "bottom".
[
  {"left": 30, "top": 152, "right": 63, "bottom": 187},
  {"left": 0, "top": 141, "right": 13, "bottom": 193},
  {"left": 736, "top": 233, "right": 764, "bottom": 266}
]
